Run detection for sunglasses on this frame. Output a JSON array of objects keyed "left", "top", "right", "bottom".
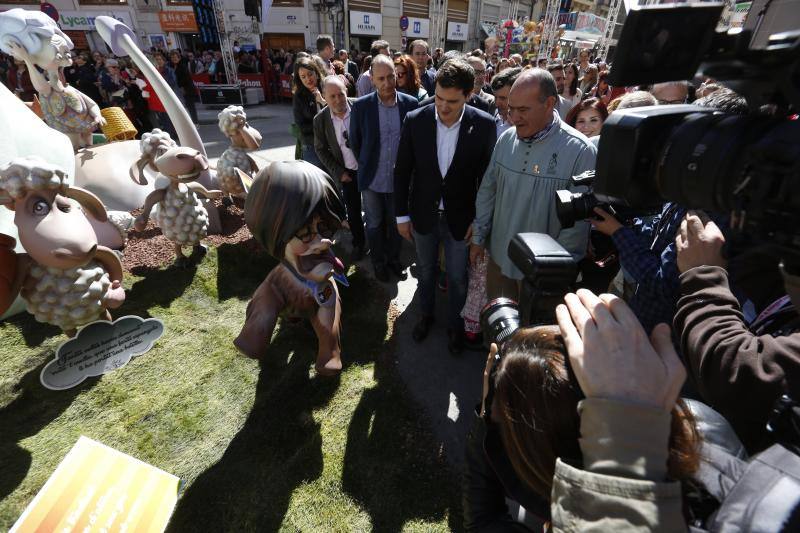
[
  {"left": 342, "top": 129, "right": 350, "bottom": 149},
  {"left": 295, "top": 219, "right": 335, "bottom": 243}
]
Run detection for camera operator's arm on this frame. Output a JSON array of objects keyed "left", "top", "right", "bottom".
[
  {"left": 556, "top": 146, "right": 596, "bottom": 262},
  {"left": 550, "top": 291, "right": 687, "bottom": 532},
  {"left": 675, "top": 213, "right": 800, "bottom": 451},
  {"left": 471, "top": 147, "right": 500, "bottom": 264}
]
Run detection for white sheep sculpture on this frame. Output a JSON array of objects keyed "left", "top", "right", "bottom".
[{"left": 217, "top": 105, "right": 262, "bottom": 202}]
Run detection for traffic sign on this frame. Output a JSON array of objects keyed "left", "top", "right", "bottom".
[{"left": 400, "top": 15, "right": 409, "bottom": 31}]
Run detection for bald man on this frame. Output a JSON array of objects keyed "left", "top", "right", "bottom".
[{"left": 471, "top": 69, "right": 597, "bottom": 300}]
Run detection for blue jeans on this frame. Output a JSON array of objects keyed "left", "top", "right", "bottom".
[
  {"left": 302, "top": 145, "right": 325, "bottom": 171},
  {"left": 413, "top": 213, "right": 468, "bottom": 330},
  {"left": 362, "top": 189, "right": 401, "bottom": 269}
]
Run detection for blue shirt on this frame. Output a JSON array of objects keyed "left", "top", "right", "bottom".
[
  {"left": 371, "top": 93, "right": 402, "bottom": 193},
  {"left": 611, "top": 202, "right": 686, "bottom": 333}
]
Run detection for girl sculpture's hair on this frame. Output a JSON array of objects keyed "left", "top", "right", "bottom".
[
  {"left": 0, "top": 8, "right": 73, "bottom": 57},
  {"left": 244, "top": 160, "right": 346, "bottom": 259}
]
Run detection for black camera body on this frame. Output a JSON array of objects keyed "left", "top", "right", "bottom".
[
  {"left": 481, "top": 233, "right": 577, "bottom": 347},
  {"left": 593, "top": 3, "right": 800, "bottom": 263}
]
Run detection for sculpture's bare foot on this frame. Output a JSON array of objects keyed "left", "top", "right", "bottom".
[{"left": 315, "top": 352, "right": 342, "bottom": 377}]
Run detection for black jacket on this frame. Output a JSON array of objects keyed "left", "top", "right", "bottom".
[
  {"left": 463, "top": 410, "right": 549, "bottom": 532},
  {"left": 293, "top": 88, "right": 321, "bottom": 146},
  {"left": 394, "top": 103, "right": 496, "bottom": 240},
  {"left": 418, "top": 92, "right": 493, "bottom": 114},
  {"left": 313, "top": 98, "right": 357, "bottom": 179},
  {"left": 421, "top": 68, "right": 436, "bottom": 96}
]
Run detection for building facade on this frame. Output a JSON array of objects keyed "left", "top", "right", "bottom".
[{"left": 0, "top": 0, "right": 550, "bottom": 55}]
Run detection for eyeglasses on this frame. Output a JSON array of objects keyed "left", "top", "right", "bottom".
[
  {"left": 342, "top": 129, "right": 350, "bottom": 149},
  {"left": 295, "top": 219, "right": 335, "bottom": 243},
  {"left": 658, "top": 97, "right": 688, "bottom": 105}
]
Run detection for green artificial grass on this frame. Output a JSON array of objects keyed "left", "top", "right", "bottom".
[{"left": 0, "top": 243, "right": 463, "bottom": 532}]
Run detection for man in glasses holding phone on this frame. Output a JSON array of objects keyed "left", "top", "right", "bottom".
[{"left": 314, "top": 75, "right": 367, "bottom": 261}]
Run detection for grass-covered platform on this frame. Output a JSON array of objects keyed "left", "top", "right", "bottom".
[{"left": 0, "top": 241, "right": 462, "bottom": 531}]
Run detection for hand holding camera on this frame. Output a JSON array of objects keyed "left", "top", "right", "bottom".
[
  {"left": 556, "top": 289, "right": 685, "bottom": 411},
  {"left": 675, "top": 211, "right": 727, "bottom": 273}
]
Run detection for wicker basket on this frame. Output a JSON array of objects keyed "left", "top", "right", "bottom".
[{"left": 100, "top": 107, "right": 137, "bottom": 142}]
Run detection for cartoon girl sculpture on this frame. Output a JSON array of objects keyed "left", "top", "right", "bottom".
[
  {"left": 0, "top": 9, "right": 106, "bottom": 151},
  {"left": 234, "top": 160, "right": 349, "bottom": 376}
]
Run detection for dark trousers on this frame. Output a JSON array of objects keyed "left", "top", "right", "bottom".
[
  {"left": 341, "top": 173, "right": 365, "bottom": 249},
  {"left": 413, "top": 213, "right": 469, "bottom": 330},
  {"left": 362, "top": 189, "right": 401, "bottom": 269}
]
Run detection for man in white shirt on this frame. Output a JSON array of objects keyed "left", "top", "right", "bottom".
[
  {"left": 314, "top": 76, "right": 366, "bottom": 259},
  {"left": 489, "top": 66, "right": 521, "bottom": 137},
  {"left": 394, "top": 60, "right": 496, "bottom": 353}
]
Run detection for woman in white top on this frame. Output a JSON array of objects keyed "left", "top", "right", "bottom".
[{"left": 561, "top": 63, "right": 582, "bottom": 110}]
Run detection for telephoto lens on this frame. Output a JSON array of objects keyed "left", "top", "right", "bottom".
[{"left": 480, "top": 298, "right": 521, "bottom": 349}]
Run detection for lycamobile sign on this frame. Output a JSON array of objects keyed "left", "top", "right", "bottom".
[{"left": 58, "top": 11, "right": 134, "bottom": 31}]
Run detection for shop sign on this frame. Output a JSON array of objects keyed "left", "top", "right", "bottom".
[
  {"left": 350, "top": 11, "right": 382, "bottom": 36},
  {"left": 407, "top": 17, "right": 430, "bottom": 38},
  {"left": 262, "top": 9, "right": 305, "bottom": 32},
  {"left": 159, "top": 10, "right": 199, "bottom": 32},
  {"left": 58, "top": 10, "right": 135, "bottom": 32},
  {"left": 446, "top": 21, "right": 467, "bottom": 41},
  {"left": 574, "top": 12, "right": 606, "bottom": 35}
]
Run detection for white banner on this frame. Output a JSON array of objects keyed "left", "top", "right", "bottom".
[
  {"left": 407, "top": 17, "right": 430, "bottom": 39},
  {"left": 58, "top": 11, "right": 135, "bottom": 32},
  {"left": 446, "top": 21, "right": 467, "bottom": 41},
  {"left": 350, "top": 11, "right": 382, "bottom": 36}
]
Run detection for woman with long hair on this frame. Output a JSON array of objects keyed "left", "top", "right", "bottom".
[
  {"left": 589, "top": 70, "right": 613, "bottom": 105},
  {"left": 394, "top": 54, "right": 427, "bottom": 101},
  {"left": 464, "top": 314, "right": 703, "bottom": 530},
  {"left": 292, "top": 56, "right": 327, "bottom": 169},
  {"left": 565, "top": 97, "right": 608, "bottom": 139},
  {"left": 561, "top": 63, "right": 582, "bottom": 110}
]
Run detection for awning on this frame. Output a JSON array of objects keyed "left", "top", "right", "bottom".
[
  {"left": 480, "top": 22, "right": 497, "bottom": 36},
  {"left": 561, "top": 29, "right": 601, "bottom": 43}
]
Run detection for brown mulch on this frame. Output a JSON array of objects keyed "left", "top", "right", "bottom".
[{"left": 122, "top": 199, "right": 259, "bottom": 273}]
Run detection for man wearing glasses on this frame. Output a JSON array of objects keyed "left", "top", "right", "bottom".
[
  {"left": 465, "top": 55, "right": 496, "bottom": 117},
  {"left": 313, "top": 76, "right": 367, "bottom": 261},
  {"left": 650, "top": 81, "right": 690, "bottom": 105}
]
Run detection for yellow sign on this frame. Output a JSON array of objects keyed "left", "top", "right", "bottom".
[{"left": 11, "top": 436, "right": 180, "bottom": 533}]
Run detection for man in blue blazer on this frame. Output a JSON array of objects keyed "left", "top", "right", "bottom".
[
  {"left": 350, "top": 54, "right": 419, "bottom": 282},
  {"left": 394, "top": 59, "right": 497, "bottom": 353}
]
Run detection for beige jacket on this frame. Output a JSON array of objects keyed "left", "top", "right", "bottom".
[{"left": 550, "top": 399, "right": 688, "bottom": 532}]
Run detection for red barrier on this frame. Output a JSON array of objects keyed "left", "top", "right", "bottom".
[{"left": 239, "top": 73, "right": 268, "bottom": 100}]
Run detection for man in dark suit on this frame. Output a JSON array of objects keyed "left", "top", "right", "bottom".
[
  {"left": 394, "top": 59, "right": 497, "bottom": 353},
  {"left": 350, "top": 54, "right": 419, "bottom": 282},
  {"left": 338, "top": 49, "right": 360, "bottom": 80},
  {"left": 314, "top": 75, "right": 367, "bottom": 260}
]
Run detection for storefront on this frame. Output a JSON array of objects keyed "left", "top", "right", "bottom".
[
  {"left": 348, "top": 10, "right": 382, "bottom": 53},
  {"left": 445, "top": 21, "right": 467, "bottom": 51},
  {"left": 261, "top": 8, "right": 309, "bottom": 53},
  {"left": 56, "top": 10, "right": 136, "bottom": 53},
  {"left": 158, "top": 10, "right": 200, "bottom": 52}
]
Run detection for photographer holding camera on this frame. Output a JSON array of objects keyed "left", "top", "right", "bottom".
[
  {"left": 463, "top": 289, "right": 697, "bottom": 532},
  {"left": 674, "top": 212, "right": 800, "bottom": 452},
  {"left": 589, "top": 88, "right": 746, "bottom": 333}
]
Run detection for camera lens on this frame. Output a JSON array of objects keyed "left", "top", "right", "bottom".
[
  {"left": 555, "top": 190, "right": 600, "bottom": 228},
  {"left": 480, "top": 298, "right": 521, "bottom": 348}
]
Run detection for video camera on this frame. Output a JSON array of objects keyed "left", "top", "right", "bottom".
[
  {"left": 558, "top": 1, "right": 800, "bottom": 261},
  {"left": 481, "top": 233, "right": 576, "bottom": 348}
]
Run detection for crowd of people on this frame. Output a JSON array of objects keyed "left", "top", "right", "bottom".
[{"left": 294, "top": 34, "right": 800, "bottom": 531}]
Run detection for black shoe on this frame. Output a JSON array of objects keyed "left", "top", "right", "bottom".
[
  {"left": 412, "top": 315, "right": 435, "bottom": 343},
  {"left": 374, "top": 265, "right": 390, "bottom": 282},
  {"left": 388, "top": 261, "right": 407, "bottom": 280},
  {"left": 447, "top": 329, "right": 465, "bottom": 355},
  {"left": 352, "top": 244, "right": 365, "bottom": 262}
]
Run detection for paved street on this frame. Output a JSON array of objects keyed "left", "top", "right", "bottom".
[{"left": 196, "top": 101, "right": 484, "bottom": 467}]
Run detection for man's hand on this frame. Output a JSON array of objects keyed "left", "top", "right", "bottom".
[
  {"left": 463, "top": 225, "right": 473, "bottom": 243},
  {"left": 675, "top": 211, "right": 726, "bottom": 273},
  {"left": 556, "top": 289, "right": 685, "bottom": 411},
  {"left": 340, "top": 172, "right": 352, "bottom": 183},
  {"left": 397, "top": 221, "right": 414, "bottom": 242},
  {"left": 470, "top": 243, "right": 486, "bottom": 266},
  {"left": 590, "top": 207, "right": 623, "bottom": 236}
]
